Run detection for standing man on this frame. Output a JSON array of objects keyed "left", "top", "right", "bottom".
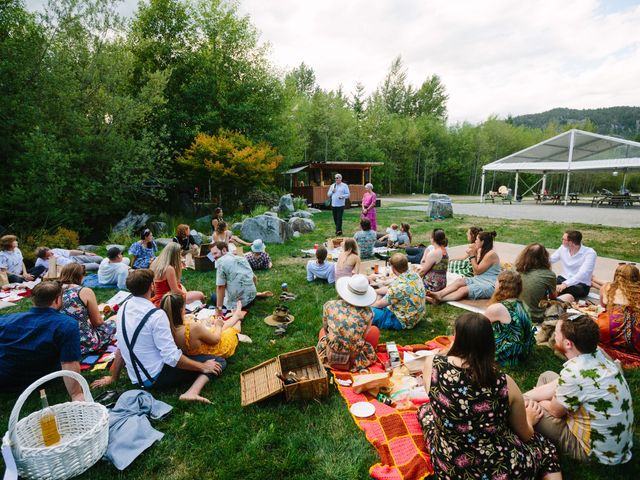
[
  {"left": 209, "top": 241, "right": 257, "bottom": 310},
  {"left": 549, "top": 230, "right": 596, "bottom": 302},
  {"left": 328, "top": 173, "right": 350, "bottom": 236}
]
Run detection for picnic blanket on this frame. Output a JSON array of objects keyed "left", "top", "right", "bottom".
[
  {"left": 332, "top": 338, "right": 452, "bottom": 480},
  {"left": 601, "top": 345, "right": 640, "bottom": 369},
  {"left": 80, "top": 342, "right": 118, "bottom": 371},
  {"left": 82, "top": 273, "right": 117, "bottom": 289}
]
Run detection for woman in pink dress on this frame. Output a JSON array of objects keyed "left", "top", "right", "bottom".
[{"left": 361, "top": 183, "right": 377, "bottom": 232}]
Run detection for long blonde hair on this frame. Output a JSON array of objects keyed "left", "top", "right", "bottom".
[
  {"left": 152, "top": 242, "right": 182, "bottom": 280},
  {"left": 607, "top": 264, "right": 640, "bottom": 310}
]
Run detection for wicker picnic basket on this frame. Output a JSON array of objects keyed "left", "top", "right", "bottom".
[{"left": 2, "top": 370, "right": 109, "bottom": 480}]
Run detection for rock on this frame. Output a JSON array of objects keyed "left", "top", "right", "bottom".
[
  {"left": 106, "top": 244, "right": 125, "bottom": 252},
  {"left": 112, "top": 211, "right": 150, "bottom": 234},
  {"left": 290, "top": 210, "right": 313, "bottom": 219},
  {"left": 149, "top": 221, "right": 168, "bottom": 235},
  {"left": 288, "top": 217, "right": 315, "bottom": 234},
  {"left": 241, "top": 215, "right": 292, "bottom": 244},
  {"left": 196, "top": 214, "right": 212, "bottom": 224},
  {"left": 155, "top": 238, "right": 173, "bottom": 248},
  {"left": 231, "top": 222, "right": 243, "bottom": 232},
  {"left": 190, "top": 229, "right": 203, "bottom": 245},
  {"left": 264, "top": 211, "right": 278, "bottom": 217},
  {"left": 78, "top": 245, "right": 100, "bottom": 253},
  {"left": 292, "top": 231, "right": 301, "bottom": 238},
  {"left": 271, "top": 206, "right": 279, "bottom": 212},
  {"left": 278, "top": 194, "right": 295, "bottom": 215},
  {"left": 426, "top": 194, "right": 453, "bottom": 219},
  {"left": 307, "top": 208, "right": 322, "bottom": 215}
]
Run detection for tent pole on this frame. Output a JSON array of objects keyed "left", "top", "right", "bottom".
[
  {"left": 541, "top": 172, "right": 547, "bottom": 195},
  {"left": 480, "top": 170, "right": 486, "bottom": 203},
  {"left": 622, "top": 168, "right": 627, "bottom": 192},
  {"left": 514, "top": 171, "right": 519, "bottom": 202},
  {"left": 564, "top": 130, "right": 575, "bottom": 205}
]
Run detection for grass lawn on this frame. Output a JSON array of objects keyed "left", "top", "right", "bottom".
[{"left": 1, "top": 207, "right": 638, "bottom": 479}]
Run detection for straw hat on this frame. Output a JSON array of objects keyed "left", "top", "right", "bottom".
[
  {"left": 335, "top": 274, "right": 377, "bottom": 307},
  {"left": 251, "top": 239, "right": 266, "bottom": 253},
  {"left": 264, "top": 305, "right": 295, "bottom": 326}
]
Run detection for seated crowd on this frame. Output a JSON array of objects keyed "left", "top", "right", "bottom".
[{"left": 0, "top": 214, "right": 636, "bottom": 475}]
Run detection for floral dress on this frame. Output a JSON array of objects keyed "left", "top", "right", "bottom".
[
  {"left": 423, "top": 251, "right": 448, "bottom": 292},
  {"left": 316, "top": 299, "right": 377, "bottom": 371},
  {"left": 128, "top": 240, "right": 158, "bottom": 269},
  {"left": 417, "top": 356, "right": 560, "bottom": 479},
  {"left": 62, "top": 285, "right": 116, "bottom": 354},
  {"left": 493, "top": 299, "right": 536, "bottom": 367}
]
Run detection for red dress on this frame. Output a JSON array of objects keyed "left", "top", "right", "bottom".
[{"left": 151, "top": 278, "right": 171, "bottom": 307}]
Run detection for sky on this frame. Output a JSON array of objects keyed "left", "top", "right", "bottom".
[{"left": 24, "top": 0, "right": 640, "bottom": 124}]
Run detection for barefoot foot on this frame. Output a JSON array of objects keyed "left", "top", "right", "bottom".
[{"left": 179, "top": 393, "right": 212, "bottom": 404}]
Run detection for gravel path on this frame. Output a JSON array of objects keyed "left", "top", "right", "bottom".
[{"left": 391, "top": 202, "right": 640, "bottom": 228}]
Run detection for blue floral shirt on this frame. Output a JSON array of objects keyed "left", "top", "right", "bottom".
[{"left": 128, "top": 240, "right": 158, "bottom": 269}]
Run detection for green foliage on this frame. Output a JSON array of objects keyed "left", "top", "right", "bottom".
[
  {"left": 18, "top": 227, "right": 80, "bottom": 263},
  {"left": 243, "top": 189, "right": 281, "bottom": 213},
  {"left": 292, "top": 196, "right": 308, "bottom": 210},
  {"left": 249, "top": 204, "right": 271, "bottom": 218}
]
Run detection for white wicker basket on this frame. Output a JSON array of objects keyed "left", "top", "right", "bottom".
[{"left": 2, "top": 370, "right": 109, "bottom": 480}]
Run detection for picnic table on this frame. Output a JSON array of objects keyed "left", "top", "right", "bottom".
[
  {"left": 591, "top": 194, "right": 640, "bottom": 208},
  {"left": 546, "top": 192, "right": 579, "bottom": 204}
]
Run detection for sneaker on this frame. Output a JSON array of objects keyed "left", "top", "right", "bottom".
[{"left": 374, "top": 252, "right": 390, "bottom": 261}]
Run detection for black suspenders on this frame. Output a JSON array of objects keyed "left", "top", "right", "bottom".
[{"left": 121, "top": 304, "right": 161, "bottom": 387}]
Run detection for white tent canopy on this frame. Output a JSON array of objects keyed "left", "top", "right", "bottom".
[{"left": 480, "top": 129, "right": 640, "bottom": 204}]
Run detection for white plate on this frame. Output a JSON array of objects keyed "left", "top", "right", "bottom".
[
  {"left": 350, "top": 401, "right": 376, "bottom": 418},
  {"left": 415, "top": 349, "right": 439, "bottom": 358}
]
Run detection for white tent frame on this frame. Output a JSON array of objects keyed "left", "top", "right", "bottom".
[{"left": 480, "top": 129, "right": 640, "bottom": 205}]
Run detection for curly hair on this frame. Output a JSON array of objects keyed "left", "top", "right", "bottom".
[
  {"left": 606, "top": 263, "right": 640, "bottom": 311},
  {"left": 490, "top": 270, "right": 522, "bottom": 304}
]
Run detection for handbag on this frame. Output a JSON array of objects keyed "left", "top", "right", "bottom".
[{"left": 324, "top": 198, "right": 331, "bottom": 207}]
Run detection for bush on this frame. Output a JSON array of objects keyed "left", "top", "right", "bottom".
[
  {"left": 243, "top": 189, "right": 281, "bottom": 213},
  {"left": 292, "top": 196, "right": 308, "bottom": 210},
  {"left": 19, "top": 227, "right": 80, "bottom": 264},
  {"left": 249, "top": 204, "right": 271, "bottom": 217}
]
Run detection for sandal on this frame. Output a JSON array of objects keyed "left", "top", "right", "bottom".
[
  {"left": 274, "top": 324, "right": 288, "bottom": 336},
  {"left": 279, "top": 292, "right": 297, "bottom": 301}
]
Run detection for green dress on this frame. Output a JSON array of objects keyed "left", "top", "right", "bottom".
[{"left": 493, "top": 299, "right": 535, "bottom": 367}]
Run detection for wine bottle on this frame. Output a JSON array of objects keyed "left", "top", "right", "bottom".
[{"left": 39, "top": 389, "right": 61, "bottom": 447}]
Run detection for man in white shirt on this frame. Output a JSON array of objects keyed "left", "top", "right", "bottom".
[
  {"left": 327, "top": 173, "right": 350, "bottom": 236},
  {"left": 90, "top": 269, "right": 225, "bottom": 403},
  {"left": 549, "top": 230, "right": 596, "bottom": 302},
  {"left": 98, "top": 247, "right": 131, "bottom": 289},
  {"left": 35, "top": 246, "right": 103, "bottom": 272}
]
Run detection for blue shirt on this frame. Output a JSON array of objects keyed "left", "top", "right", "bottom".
[
  {"left": 129, "top": 240, "right": 158, "bottom": 269},
  {"left": 328, "top": 182, "right": 350, "bottom": 207},
  {"left": 0, "top": 307, "right": 81, "bottom": 389},
  {"left": 354, "top": 230, "right": 377, "bottom": 258},
  {"left": 216, "top": 252, "right": 257, "bottom": 308},
  {"left": 307, "top": 260, "right": 336, "bottom": 284}
]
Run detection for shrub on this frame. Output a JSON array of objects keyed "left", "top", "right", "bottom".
[
  {"left": 292, "top": 196, "right": 308, "bottom": 210},
  {"left": 19, "top": 227, "right": 80, "bottom": 264},
  {"left": 249, "top": 204, "right": 271, "bottom": 217},
  {"left": 243, "top": 189, "right": 281, "bottom": 213}
]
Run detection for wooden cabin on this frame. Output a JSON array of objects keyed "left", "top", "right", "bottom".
[{"left": 284, "top": 161, "right": 384, "bottom": 207}]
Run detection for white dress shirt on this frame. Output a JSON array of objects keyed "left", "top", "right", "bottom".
[
  {"left": 550, "top": 244, "right": 597, "bottom": 287},
  {"left": 35, "top": 248, "right": 73, "bottom": 271},
  {"left": 328, "top": 182, "right": 350, "bottom": 207},
  {"left": 116, "top": 296, "right": 183, "bottom": 385}
]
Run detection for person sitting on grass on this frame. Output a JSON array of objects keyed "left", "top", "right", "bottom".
[
  {"left": 418, "top": 312, "right": 561, "bottom": 480},
  {"left": 210, "top": 207, "right": 224, "bottom": 234},
  {"left": 90, "top": 269, "right": 225, "bottom": 403},
  {"left": 524, "top": 314, "right": 633, "bottom": 465},
  {"left": 353, "top": 218, "right": 377, "bottom": 259},
  {"left": 550, "top": 230, "right": 597, "bottom": 302},
  {"left": 209, "top": 241, "right": 272, "bottom": 311},
  {"left": 0, "top": 281, "right": 84, "bottom": 400},
  {"left": 35, "top": 246, "right": 103, "bottom": 273},
  {"left": 245, "top": 239, "right": 272, "bottom": 271},
  {"left": 213, "top": 221, "right": 251, "bottom": 248},
  {"left": 483, "top": 270, "right": 536, "bottom": 367},
  {"left": 377, "top": 223, "right": 400, "bottom": 247},
  {"left": 371, "top": 253, "right": 426, "bottom": 330},
  {"left": 172, "top": 223, "right": 199, "bottom": 268},
  {"left": 446, "top": 226, "right": 483, "bottom": 276},
  {"left": 0, "top": 234, "right": 44, "bottom": 282},
  {"left": 60, "top": 263, "right": 116, "bottom": 355},
  {"left": 428, "top": 231, "right": 501, "bottom": 304},
  {"left": 515, "top": 243, "right": 557, "bottom": 323},
  {"left": 596, "top": 263, "right": 640, "bottom": 361},
  {"left": 128, "top": 228, "right": 158, "bottom": 269},
  {"left": 98, "top": 246, "right": 130, "bottom": 289},
  {"left": 306, "top": 246, "right": 336, "bottom": 284},
  {"left": 395, "top": 223, "right": 412, "bottom": 248},
  {"left": 334, "top": 238, "right": 361, "bottom": 281},
  {"left": 418, "top": 228, "right": 448, "bottom": 293},
  {"left": 317, "top": 274, "right": 380, "bottom": 371},
  {"left": 150, "top": 242, "right": 205, "bottom": 307},
  {"left": 162, "top": 293, "right": 245, "bottom": 359}
]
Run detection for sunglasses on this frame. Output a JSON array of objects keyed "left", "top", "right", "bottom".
[
  {"left": 566, "top": 313, "right": 584, "bottom": 322},
  {"left": 618, "top": 262, "right": 636, "bottom": 266}
]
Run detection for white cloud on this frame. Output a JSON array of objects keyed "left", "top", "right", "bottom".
[{"left": 24, "top": 0, "right": 640, "bottom": 123}]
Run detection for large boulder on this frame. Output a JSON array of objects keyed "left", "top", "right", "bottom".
[
  {"left": 112, "top": 211, "right": 150, "bottom": 234},
  {"left": 241, "top": 215, "right": 292, "bottom": 244},
  {"left": 78, "top": 245, "right": 100, "bottom": 253},
  {"left": 263, "top": 211, "right": 278, "bottom": 218},
  {"left": 196, "top": 214, "right": 212, "bottom": 224},
  {"left": 426, "top": 194, "right": 453, "bottom": 219},
  {"left": 190, "top": 229, "right": 204, "bottom": 245},
  {"left": 278, "top": 194, "right": 295, "bottom": 215},
  {"left": 149, "top": 221, "right": 168, "bottom": 235},
  {"left": 288, "top": 217, "right": 315, "bottom": 234},
  {"left": 231, "top": 222, "right": 244, "bottom": 232},
  {"left": 106, "top": 244, "right": 125, "bottom": 252},
  {"left": 307, "top": 208, "right": 322, "bottom": 215},
  {"left": 290, "top": 210, "right": 313, "bottom": 219}
]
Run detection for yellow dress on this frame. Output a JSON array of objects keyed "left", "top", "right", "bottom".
[{"left": 184, "top": 321, "right": 239, "bottom": 358}]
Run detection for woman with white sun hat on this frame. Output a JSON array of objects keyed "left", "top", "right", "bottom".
[{"left": 316, "top": 274, "right": 380, "bottom": 371}]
